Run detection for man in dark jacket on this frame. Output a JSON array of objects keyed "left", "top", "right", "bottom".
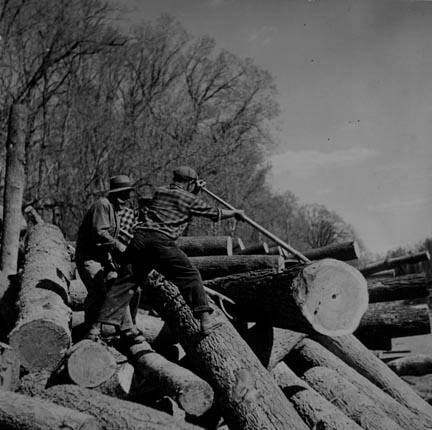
[
  {"left": 75, "top": 175, "right": 138, "bottom": 342},
  {"left": 97, "top": 166, "right": 244, "bottom": 335}
]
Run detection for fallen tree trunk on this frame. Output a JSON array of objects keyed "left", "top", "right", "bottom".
[
  {"left": 0, "top": 342, "right": 20, "bottom": 391},
  {"left": 20, "top": 382, "right": 200, "bottom": 430},
  {"left": 0, "top": 390, "right": 100, "bottom": 430},
  {"left": 272, "top": 362, "right": 362, "bottom": 430},
  {"left": 204, "top": 259, "right": 369, "bottom": 336},
  {"left": 146, "top": 270, "right": 309, "bottom": 430},
  {"left": 368, "top": 273, "right": 431, "bottom": 303},
  {"left": 303, "top": 366, "right": 404, "bottom": 430},
  {"left": 360, "top": 251, "right": 431, "bottom": 276},
  {"left": 287, "top": 241, "right": 360, "bottom": 262},
  {"left": 9, "top": 223, "right": 74, "bottom": 371},
  {"left": 387, "top": 354, "right": 432, "bottom": 376},
  {"left": 286, "top": 337, "right": 431, "bottom": 430},
  {"left": 128, "top": 341, "right": 214, "bottom": 417},
  {"left": 1, "top": 104, "right": 27, "bottom": 277},
  {"left": 190, "top": 255, "right": 284, "bottom": 280},
  {"left": 238, "top": 242, "right": 269, "bottom": 255},
  {"left": 176, "top": 236, "right": 233, "bottom": 256},
  {"left": 356, "top": 300, "right": 431, "bottom": 339},
  {"left": 311, "top": 333, "right": 432, "bottom": 422}
]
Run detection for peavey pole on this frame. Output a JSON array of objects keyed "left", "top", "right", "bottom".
[{"left": 200, "top": 186, "right": 311, "bottom": 264}]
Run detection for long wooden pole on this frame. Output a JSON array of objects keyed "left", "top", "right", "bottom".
[{"left": 201, "top": 187, "right": 310, "bottom": 263}]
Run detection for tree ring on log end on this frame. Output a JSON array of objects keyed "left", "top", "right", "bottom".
[
  {"left": 9, "top": 319, "right": 71, "bottom": 371},
  {"left": 294, "top": 258, "right": 368, "bottom": 336},
  {"left": 67, "top": 340, "right": 117, "bottom": 388}
]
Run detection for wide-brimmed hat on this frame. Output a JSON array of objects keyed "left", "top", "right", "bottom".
[
  {"left": 173, "top": 166, "right": 198, "bottom": 181},
  {"left": 108, "top": 175, "right": 134, "bottom": 194}
]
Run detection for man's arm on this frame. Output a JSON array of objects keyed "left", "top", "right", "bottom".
[{"left": 189, "top": 197, "right": 244, "bottom": 221}]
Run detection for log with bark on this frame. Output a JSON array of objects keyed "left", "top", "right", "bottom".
[
  {"left": 302, "top": 366, "right": 404, "bottom": 430},
  {"left": 1, "top": 104, "right": 27, "bottom": 277},
  {"left": 19, "top": 381, "right": 200, "bottom": 430},
  {"left": 128, "top": 341, "right": 214, "bottom": 417},
  {"left": 204, "top": 259, "right": 369, "bottom": 336},
  {"left": 0, "top": 342, "right": 20, "bottom": 391},
  {"left": 0, "top": 390, "right": 101, "bottom": 430},
  {"left": 190, "top": 254, "right": 284, "bottom": 280},
  {"left": 368, "top": 269, "right": 396, "bottom": 279},
  {"left": 387, "top": 354, "right": 432, "bottom": 376},
  {"left": 145, "top": 270, "right": 309, "bottom": 430},
  {"left": 176, "top": 236, "right": 233, "bottom": 256},
  {"left": 238, "top": 242, "right": 269, "bottom": 255},
  {"left": 271, "top": 361, "right": 362, "bottom": 430},
  {"left": 286, "top": 337, "right": 432, "bottom": 430},
  {"left": 9, "top": 223, "right": 74, "bottom": 371},
  {"left": 367, "top": 273, "right": 431, "bottom": 303},
  {"left": 311, "top": 333, "right": 432, "bottom": 423},
  {"left": 360, "top": 251, "right": 431, "bottom": 276},
  {"left": 356, "top": 300, "right": 431, "bottom": 340},
  {"left": 287, "top": 240, "right": 361, "bottom": 262}
]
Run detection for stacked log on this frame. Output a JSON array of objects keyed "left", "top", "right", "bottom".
[
  {"left": 387, "top": 354, "right": 432, "bottom": 376},
  {"left": 176, "top": 236, "right": 233, "bottom": 256},
  {"left": 9, "top": 223, "right": 74, "bottom": 371}
]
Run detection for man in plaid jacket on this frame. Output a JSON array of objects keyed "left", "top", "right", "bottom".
[{"left": 96, "top": 166, "right": 244, "bottom": 335}]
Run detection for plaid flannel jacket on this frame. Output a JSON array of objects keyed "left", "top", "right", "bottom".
[
  {"left": 117, "top": 206, "right": 139, "bottom": 245},
  {"left": 135, "top": 184, "right": 221, "bottom": 240}
]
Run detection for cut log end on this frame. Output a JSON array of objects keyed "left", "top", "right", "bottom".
[
  {"left": 177, "top": 380, "right": 214, "bottom": 416},
  {"left": 295, "top": 258, "right": 369, "bottom": 336},
  {"left": 67, "top": 340, "right": 117, "bottom": 388},
  {"left": 9, "top": 320, "right": 71, "bottom": 371}
]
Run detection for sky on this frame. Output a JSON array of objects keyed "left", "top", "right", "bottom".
[{"left": 117, "top": 0, "right": 432, "bottom": 255}]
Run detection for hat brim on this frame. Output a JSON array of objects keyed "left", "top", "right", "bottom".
[{"left": 108, "top": 186, "right": 134, "bottom": 194}]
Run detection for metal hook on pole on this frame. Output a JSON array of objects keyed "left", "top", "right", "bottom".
[{"left": 200, "top": 187, "right": 311, "bottom": 264}]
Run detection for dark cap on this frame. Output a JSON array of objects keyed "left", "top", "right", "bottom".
[
  {"left": 173, "top": 166, "right": 198, "bottom": 181},
  {"left": 108, "top": 175, "right": 134, "bottom": 194}
]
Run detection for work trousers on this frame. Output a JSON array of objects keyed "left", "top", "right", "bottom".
[{"left": 96, "top": 230, "right": 212, "bottom": 326}]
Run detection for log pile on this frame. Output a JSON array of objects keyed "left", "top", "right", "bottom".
[{"left": 3, "top": 228, "right": 432, "bottom": 430}]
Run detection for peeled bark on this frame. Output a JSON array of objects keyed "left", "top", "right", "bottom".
[
  {"left": 360, "top": 251, "right": 431, "bottom": 276},
  {"left": 190, "top": 254, "right": 284, "bottom": 280},
  {"left": 176, "top": 236, "right": 233, "bottom": 256},
  {"left": 129, "top": 341, "right": 214, "bottom": 417},
  {"left": 286, "top": 337, "right": 432, "bottom": 430},
  {"left": 1, "top": 104, "right": 27, "bottom": 277},
  {"left": 146, "top": 270, "right": 309, "bottom": 430},
  {"left": 204, "top": 259, "right": 369, "bottom": 336},
  {"left": 0, "top": 342, "right": 20, "bottom": 391},
  {"left": 238, "top": 242, "right": 270, "bottom": 255},
  {"left": 303, "top": 366, "right": 404, "bottom": 430},
  {"left": 272, "top": 362, "right": 362, "bottom": 430},
  {"left": 9, "top": 223, "right": 74, "bottom": 371},
  {"left": 0, "top": 390, "right": 100, "bottom": 430},
  {"left": 357, "top": 300, "right": 431, "bottom": 339},
  {"left": 368, "top": 273, "right": 431, "bottom": 303},
  {"left": 20, "top": 383, "right": 200, "bottom": 430},
  {"left": 387, "top": 354, "right": 432, "bottom": 376},
  {"left": 311, "top": 333, "right": 432, "bottom": 423}
]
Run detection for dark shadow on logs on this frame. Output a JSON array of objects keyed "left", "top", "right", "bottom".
[
  {"left": 36, "top": 279, "right": 68, "bottom": 304},
  {"left": 282, "top": 385, "right": 308, "bottom": 398}
]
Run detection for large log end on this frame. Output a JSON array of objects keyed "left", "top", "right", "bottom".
[{"left": 294, "top": 258, "right": 368, "bottom": 336}]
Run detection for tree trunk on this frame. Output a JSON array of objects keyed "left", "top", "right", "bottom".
[
  {"left": 360, "top": 251, "right": 431, "bottom": 276},
  {"left": 128, "top": 341, "right": 214, "bottom": 417},
  {"left": 387, "top": 354, "right": 432, "bottom": 376},
  {"left": 311, "top": 333, "right": 432, "bottom": 422},
  {"left": 272, "top": 362, "right": 363, "bottom": 430},
  {"left": 190, "top": 255, "right": 284, "bottom": 280},
  {"left": 303, "top": 366, "right": 404, "bottom": 430},
  {"left": 1, "top": 104, "right": 27, "bottom": 277},
  {"left": 9, "top": 223, "right": 74, "bottom": 371},
  {"left": 0, "top": 342, "right": 20, "bottom": 391},
  {"left": 286, "top": 337, "right": 432, "bottom": 430},
  {"left": 20, "top": 382, "right": 200, "bottom": 430},
  {"left": 356, "top": 300, "right": 431, "bottom": 339},
  {"left": 204, "top": 259, "right": 369, "bottom": 336},
  {"left": 176, "top": 236, "right": 233, "bottom": 256},
  {"left": 0, "top": 390, "right": 100, "bottom": 430},
  {"left": 238, "top": 242, "right": 269, "bottom": 255},
  {"left": 288, "top": 241, "right": 360, "bottom": 262},
  {"left": 146, "top": 270, "right": 309, "bottom": 430},
  {"left": 368, "top": 273, "right": 431, "bottom": 303},
  {"left": 246, "top": 324, "right": 306, "bottom": 370}
]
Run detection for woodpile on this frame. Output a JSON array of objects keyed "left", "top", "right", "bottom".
[{"left": 3, "top": 226, "right": 432, "bottom": 430}]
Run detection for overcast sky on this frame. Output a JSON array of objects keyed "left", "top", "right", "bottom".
[{"left": 118, "top": 0, "right": 432, "bottom": 255}]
